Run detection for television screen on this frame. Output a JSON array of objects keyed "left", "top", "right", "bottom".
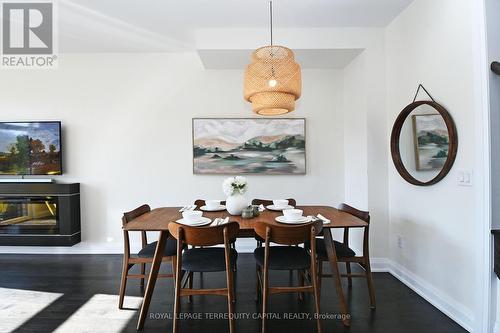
[{"left": 0, "top": 122, "right": 62, "bottom": 175}]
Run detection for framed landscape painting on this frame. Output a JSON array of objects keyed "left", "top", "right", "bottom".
[
  {"left": 193, "top": 118, "right": 306, "bottom": 175},
  {"left": 412, "top": 114, "right": 449, "bottom": 171}
]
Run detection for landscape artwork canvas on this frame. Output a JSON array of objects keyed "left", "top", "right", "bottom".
[
  {"left": 193, "top": 118, "right": 306, "bottom": 175},
  {"left": 0, "top": 122, "right": 62, "bottom": 175},
  {"left": 412, "top": 114, "right": 449, "bottom": 171}
]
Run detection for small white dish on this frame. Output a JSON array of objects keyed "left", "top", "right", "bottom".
[
  {"left": 182, "top": 210, "right": 203, "bottom": 222},
  {"left": 266, "top": 204, "right": 294, "bottom": 211},
  {"left": 275, "top": 216, "right": 311, "bottom": 224},
  {"left": 200, "top": 205, "right": 226, "bottom": 212},
  {"left": 283, "top": 209, "right": 303, "bottom": 221},
  {"left": 205, "top": 200, "right": 221, "bottom": 210},
  {"left": 176, "top": 217, "right": 212, "bottom": 227},
  {"left": 273, "top": 199, "right": 289, "bottom": 209}
]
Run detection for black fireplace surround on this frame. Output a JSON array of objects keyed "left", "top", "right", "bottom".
[{"left": 0, "top": 183, "right": 80, "bottom": 246}]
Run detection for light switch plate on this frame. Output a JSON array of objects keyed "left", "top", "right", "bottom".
[{"left": 457, "top": 169, "right": 473, "bottom": 186}]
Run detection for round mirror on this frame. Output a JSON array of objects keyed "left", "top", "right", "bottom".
[{"left": 390, "top": 101, "right": 458, "bottom": 186}]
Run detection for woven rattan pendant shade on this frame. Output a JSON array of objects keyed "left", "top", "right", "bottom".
[{"left": 244, "top": 45, "right": 302, "bottom": 115}]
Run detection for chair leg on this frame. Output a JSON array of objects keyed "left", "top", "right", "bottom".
[
  {"left": 187, "top": 271, "right": 193, "bottom": 303},
  {"left": 173, "top": 264, "right": 182, "bottom": 333},
  {"left": 140, "top": 263, "right": 146, "bottom": 288},
  {"left": 226, "top": 269, "right": 235, "bottom": 333},
  {"left": 346, "top": 262, "right": 352, "bottom": 288},
  {"left": 171, "top": 256, "right": 177, "bottom": 281},
  {"left": 298, "top": 270, "right": 304, "bottom": 301},
  {"left": 317, "top": 261, "right": 323, "bottom": 304},
  {"left": 310, "top": 266, "right": 322, "bottom": 333},
  {"left": 118, "top": 258, "right": 129, "bottom": 309},
  {"left": 255, "top": 264, "right": 260, "bottom": 302},
  {"left": 261, "top": 262, "right": 269, "bottom": 333},
  {"left": 364, "top": 258, "right": 376, "bottom": 309}
]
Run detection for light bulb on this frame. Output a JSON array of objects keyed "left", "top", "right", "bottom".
[{"left": 268, "top": 78, "right": 277, "bottom": 87}]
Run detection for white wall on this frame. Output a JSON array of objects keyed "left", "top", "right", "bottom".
[
  {"left": 385, "top": 0, "right": 487, "bottom": 331},
  {"left": 0, "top": 53, "right": 345, "bottom": 252},
  {"left": 485, "top": 0, "right": 500, "bottom": 331}
]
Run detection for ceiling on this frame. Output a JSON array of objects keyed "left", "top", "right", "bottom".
[
  {"left": 58, "top": 0, "right": 414, "bottom": 53},
  {"left": 199, "top": 49, "right": 364, "bottom": 69}
]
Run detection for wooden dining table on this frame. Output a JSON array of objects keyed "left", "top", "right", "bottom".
[{"left": 123, "top": 205, "right": 368, "bottom": 330}]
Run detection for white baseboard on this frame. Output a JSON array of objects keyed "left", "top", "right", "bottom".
[
  {"left": 0, "top": 243, "right": 127, "bottom": 254},
  {"left": 385, "top": 259, "right": 474, "bottom": 332},
  {"left": 0, "top": 244, "right": 474, "bottom": 332}
]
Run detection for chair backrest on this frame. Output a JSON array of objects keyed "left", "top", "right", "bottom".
[
  {"left": 254, "top": 220, "right": 323, "bottom": 246},
  {"left": 168, "top": 221, "right": 240, "bottom": 247},
  {"left": 122, "top": 204, "right": 151, "bottom": 226},
  {"left": 251, "top": 198, "right": 297, "bottom": 207},
  {"left": 194, "top": 199, "right": 226, "bottom": 207},
  {"left": 338, "top": 203, "right": 370, "bottom": 224},
  {"left": 121, "top": 204, "right": 151, "bottom": 254}
]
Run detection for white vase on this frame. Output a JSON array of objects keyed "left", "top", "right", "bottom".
[{"left": 226, "top": 193, "right": 248, "bottom": 216}]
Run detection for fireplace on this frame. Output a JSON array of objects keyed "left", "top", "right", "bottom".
[
  {"left": 0, "top": 197, "right": 59, "bottom": 235},
  {"left": 0, "top": 183, "right": 80, "bottom": 246}
]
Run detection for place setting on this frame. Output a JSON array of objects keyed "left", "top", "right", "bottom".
[
  {"left": 266, "top": 199, "right": 295, "bottom": 211},
  {"left": 199, "top": 200, "right": 226, "bottom": 212},
  {"left": 274, "top": 208, "right": 332, "bottom": 225},
  {"left": 176, "top": 210, "right": 213, "bottom": 227}
]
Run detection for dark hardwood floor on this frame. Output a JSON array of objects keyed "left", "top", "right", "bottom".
[{"left": 0, "top": 254, "right": 465, "bottom": 333}]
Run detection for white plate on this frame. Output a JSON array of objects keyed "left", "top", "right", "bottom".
[
  {"left": 275, "top": 216, "right": 312, "bottom": 224},
  {"left": 200, "top": 205, "right": 226, "bottom": 212},
  {"left": 266, "top": 204, "right": 295, "bottom": 211},
  {"left": 176, "top": 217, "right": 212, "bottom": 227}
]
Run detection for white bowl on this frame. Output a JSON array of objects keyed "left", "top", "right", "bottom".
[
  {"left": 283, "top": 209, "right": 303, "bottom": 221},
  {"left": 273, "top": 199, "right": 289, "bottom": 209},
  {"left": 182, "top": 210, "right": 203, "bottom": 222},
  {"left": 205, "top": 200, "right": 221, "bottom": 210}
]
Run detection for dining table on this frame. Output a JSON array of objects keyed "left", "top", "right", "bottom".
[{"left": 123, "top": 205, "right": 369, "bottom": 330}]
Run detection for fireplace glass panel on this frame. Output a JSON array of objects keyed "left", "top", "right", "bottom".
[{"left": 0, "top": 197, "right": 59, "bottom": 234}]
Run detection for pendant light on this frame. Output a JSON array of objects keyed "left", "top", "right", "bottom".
[{"left": 244, "top": 1, "right": 302, "bottom": 115}]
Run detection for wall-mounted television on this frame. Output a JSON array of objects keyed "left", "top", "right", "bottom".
[{"left": 0, "top": 121, "right": 62, "bottom": 175}]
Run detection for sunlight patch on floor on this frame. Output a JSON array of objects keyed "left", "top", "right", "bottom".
[
  {"left": 0, "top": 287, "right": 63, "bottom": 332},
  {"left": 53, "top": 294, "right": 142, "bottom": 333}
]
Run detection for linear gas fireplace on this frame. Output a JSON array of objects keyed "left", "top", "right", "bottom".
[
  {"left": 0, "top": 197, "right": 59, "bottom": 235},
  {"left": 0, "top": 183, "right": 80, "bottom": 246}
]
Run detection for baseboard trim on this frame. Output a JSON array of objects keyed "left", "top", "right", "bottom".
[
  {"left": 386, "top": 259, "right": 474, "bottom": 332},
  {"left": 0, "top": 245, "right": 474, "bottom": 331}
]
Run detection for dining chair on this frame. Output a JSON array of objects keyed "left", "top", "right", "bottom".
[
  {"left": 119, "top": 204, "right": 179, "bottom": 309},
  {"left": 312, "top": 203, "right": 376, "bottom": 309},
  {"left": 251, "top": 198, "right": 297, "bottom": 247},
  {"left": 168, "top": 221, "right": 240, "bottom": 333},
  {"left": 253, "top": 220, "right": 323, "bottom": 333},
  {"left": 193, "top": 199, "right": 237, "bottom": 273}
]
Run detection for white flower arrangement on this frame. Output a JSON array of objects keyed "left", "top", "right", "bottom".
[{"left": 222, "top": 176, "right": 248, "bottom": 196}]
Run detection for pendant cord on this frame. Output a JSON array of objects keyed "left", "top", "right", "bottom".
[{"left": 269, "top": 1, "right": 273, "bottom": 46}]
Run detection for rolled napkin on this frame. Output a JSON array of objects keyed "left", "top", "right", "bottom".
[
  {"left": 210, "top": 218, "right": 221, "bottom": 226},
  {"left": 316, "top": 213, "right": 331, "bottom": 224}
]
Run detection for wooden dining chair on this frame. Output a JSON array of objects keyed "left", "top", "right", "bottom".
[
  {"left": 251, "top": 198, "right": 297, "bottom": 247},
  {"left": 193, "top": 199, "right": 237, "bottom": 273},
  {"left": 119, "top": 204, "right": 179, "bottom": 309},
  {"left": 254, "top": 220, "right": 323, "bottom": 333},
  {"left": 168, "top": 221, "right": 240, "bottom": 333},
  {"left": 312, "top": 203, "right": 376, "bottom": 309}
]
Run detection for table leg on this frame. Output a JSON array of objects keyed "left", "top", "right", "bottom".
[
  {"left": 323, "top": 228, "right": 351, "bottom": 327},
  {"left": 136, "top": 230, "right": 168, "bottom": 330}
]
